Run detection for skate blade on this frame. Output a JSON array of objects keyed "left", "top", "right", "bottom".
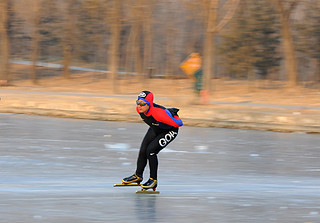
[
  {"left": 136, "top": 189, "right": 160, "bottom": 194},
  {"left": 113, "top": 183, "right": 140, "bottom": 187}
]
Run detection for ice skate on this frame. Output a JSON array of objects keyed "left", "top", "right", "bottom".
[
  {"left": 141, "top": 178, "right": 157, "bottom": 189},
  {"left": 113, "top": 174, "right": 143, "bottom": 187},
  {"left": 136, "top": 178, "right": 159, "bottom": 193}
]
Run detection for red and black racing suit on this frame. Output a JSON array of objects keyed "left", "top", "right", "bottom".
[{"left": 135, "top": 91, "right": 183, "bottom": 180}]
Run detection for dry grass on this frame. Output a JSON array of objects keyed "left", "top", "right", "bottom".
[{"left": 4, "top": 63, "right": 320, "bottom": 108}]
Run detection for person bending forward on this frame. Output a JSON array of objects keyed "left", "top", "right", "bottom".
[{"left": 122, "top": 91, "right": 183, "bottom": 189}]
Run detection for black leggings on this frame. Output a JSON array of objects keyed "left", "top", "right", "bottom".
[{"left": 135, "top": 127, "right": 178, "bottom": 180}]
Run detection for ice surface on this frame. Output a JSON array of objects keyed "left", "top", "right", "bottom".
[{"left": 0, "top": 114, "right": 319, "bottom": 223}]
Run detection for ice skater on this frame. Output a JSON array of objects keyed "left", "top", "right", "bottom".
[{"left": 122, "top": 91, "right": 183, "bottom": 190}]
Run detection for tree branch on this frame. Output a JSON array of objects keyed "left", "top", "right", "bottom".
[
  {"left": 208, "top": 0, "right": 240, "bottom": 33},
  {"left": 287, "top": 0, "right": 299, "bottom": 13}
]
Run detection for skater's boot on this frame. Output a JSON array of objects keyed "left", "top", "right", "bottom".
[
  {"left": 122, "top": 174, "right": 143, "bottom": 184},
  {"left": 141, "top": 178, "right": 157, "bottom": 189}
]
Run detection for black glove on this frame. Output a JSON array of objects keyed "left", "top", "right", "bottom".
[{"left": 168, "top": 108, "right": 179, "bottom": 116}]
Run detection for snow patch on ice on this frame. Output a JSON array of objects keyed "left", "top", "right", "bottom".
[
  {"left": 105, "top": 143, "right": 130, "bottom": 151},
  {"left": 63, "top": 147, "right": 73, "bottom": 150},
  {"left": 33, "top": 216, "right": 43, "bottom": 219},
  {"left": 250, "top": 154, "right": 260, "bottom": 157},
  {"left": 305, "top": 169, "right": 320, "bottom": 172},
  {"left": 194, "top": 145, "right": 208, "bottom": 152},
  {"left": 121, "top": 162, "right": 131, "bottom": 166},
  {"left": 163, "top": 147, "right": 212, "bottom": 154},
  {"left": 279, "top": 206, "right": 288, "bottom": 210},
  {"left": 162, "top": 148, "right": 187, "bottom": 153},
  {"left": 104, "top": 143, "right": 139, "bottom": 152}
]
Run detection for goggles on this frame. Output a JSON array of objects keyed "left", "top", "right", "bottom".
[{"left": 136, "top": 100, "right": 147, "bottom": 106}]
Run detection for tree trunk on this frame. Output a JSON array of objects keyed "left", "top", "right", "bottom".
[
  {"left": 109, "top": 0, "right": 121, "bottom": 93},
  {"left": 203, "top": 31, "right": 215, "bottom": 93},
  {"left": 131, "top": 3, "right": 143, "bottom": 83},
  {"left": 142, "top": 0, "right": 153, "bottom": 84},
  {"left": 201, "top": 0, "right": 240, "bottom": 104},
  {"left": 280, "top": 15, "right": 298, "bottom": 86},
  {"left": 30, "top": 1, "right": 41, "bottom": 84},
  {"left": 0, "top": 0, "right": 9, "bottom": 84},
  {"left": 133, "top": 22, "right": 142, "bottom": 79},
  {"left": 203, "top": 0, "right": 219, "bottom": 95},
  {"left": 63, "top": 45, "right": 72, "bottom": 79},
  {"left": 125, "top": 27, "right": 134, "bottom": 78},
  {"left": 165, "top": 27, "right": 175, "bottom": 78},
  {"left": 62, "top": 0, "right": 75, "bottom": 79},
  {"left": 316, "top": 59, "right": 320, "bottom": 83},
  {"left": 275, "top": 0, "right": 299, "bottom": 87}
]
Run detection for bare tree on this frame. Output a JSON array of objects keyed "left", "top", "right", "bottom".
[
  {"left": 133, "top": 0, "right": 144, "bottom": 79},
  {"left": 274, "top": 0, "right": 299, "bottom": 87},
  {"left": 123, "top": 0, "right": 144, "bottom": 86},
  {"left": 30, "top": 0, "right": 42, "bottom": 84},
  {"left": 124, "top": 22, "right": 134, "bottom": 77},
  {"left": 0, "top": 0, "right": 9, "bottom": 84},
  {"left": 62, "top": 0, "right": 76, "bottom": 79},
  {"left": 203, "top": 0, "right": 240, "bottom": 97},
  {"left": 142, "top": 0, "right": 154, "bottom": 79},
  {"left": 164, "top": 1, "right": 176, "bottom": 78},
  {"left": 8, "top": 0, "right": 316, "bottom": 92},
  {"left": 109, "top": 0, "right": 121, "bottom": 93}
]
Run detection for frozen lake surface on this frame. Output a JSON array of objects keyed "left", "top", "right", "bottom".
[{"left": 0, "top": 113, "right": 319, "bottom": 223}]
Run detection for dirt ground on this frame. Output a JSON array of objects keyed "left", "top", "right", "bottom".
[{"left": 2, "top": 63, "right": 320, "bottom": 108}]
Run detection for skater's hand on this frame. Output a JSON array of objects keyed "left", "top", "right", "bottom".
[{"left": 167, "top": 108, "right": 179, "bottom": 116}]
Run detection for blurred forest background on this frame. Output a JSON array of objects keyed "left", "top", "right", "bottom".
[{"left": 0, "top": 0, "right": 320, "bottom": 95}]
